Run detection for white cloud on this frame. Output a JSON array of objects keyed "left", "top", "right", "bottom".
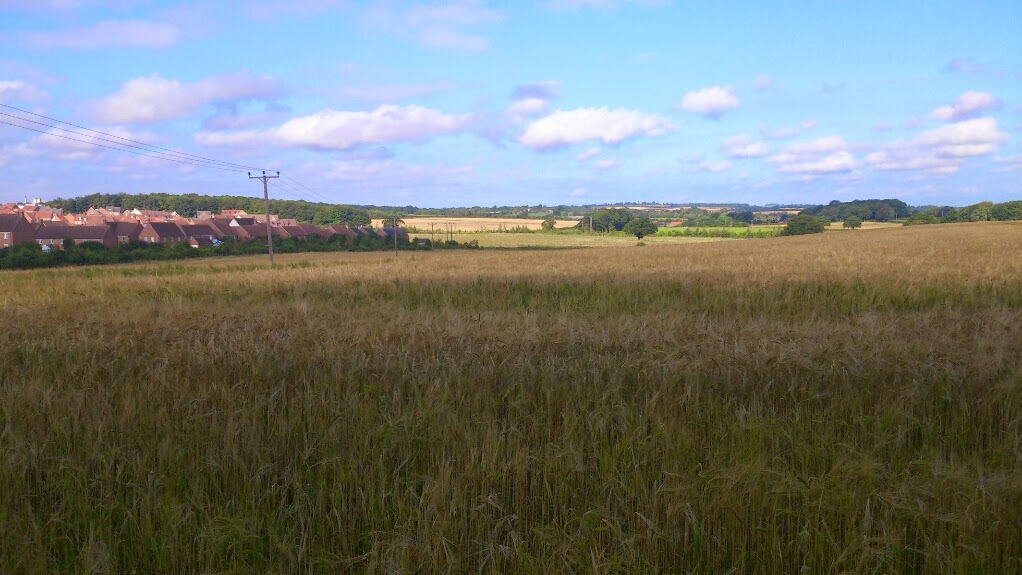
[
  {"left": 507, "top": 97, "right": 549, "bottom": 117},
  {"left": 753, "top": 75, "right": 773, "bottom": 92},
  {"left": 723, "top": 134, "right": 769, "bottom": 158},
  {"left": 778, "top": 151, "right": 855, "bottom": 175},
  {"left": 570, "top": 187, "right": 588, "bottom": 196},
  {"left": 519, "top": 107, "right": 673, "bottom": 149},
  {"left": 930, "top": 91, "right": 1002, "bottom": 121},
  {"left": 866, "top": 117, "right": 1007, "bottom": 175},
  {"left": 274, "top": 105, "right": 473, "bottom": 149},
  {"left": 769, "top": 135, "right": 855, "bottom": 175},
  {"left": 198, "top": 105, "right": 475, "bottom": 151},
  {"left": 678, "top": 86, "right": 740, "bottom": 119},
  {"left": 917, "top": 117, "right": 1007, "bottom": 157},
  {"left": 507, "top": 82, "right": 559, "bottom": 119},
  {"left": 0, "top": 79, "right": 47, "bottom": 103},
  {"left": 361, "top": 1, "right": 501, "bottom": 52},
  {"left": 576, "top": 146, "right": 601, "bottom": 160},
  {"left": 6, "top": 124, "right": 156, "bottom": 163},
  {"left": 94, "top": 72, "right": 280, "bottom": 123},
  {"left": 25, "top": 19, "right": 181, "bottom": 50}
]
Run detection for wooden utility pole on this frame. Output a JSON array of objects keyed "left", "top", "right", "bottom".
[
  {"left": 393, "top": 216, "right": 398, "bottom": 255},
  {"left": 248, "top": 170, "right": 279, "bottom": 265}
]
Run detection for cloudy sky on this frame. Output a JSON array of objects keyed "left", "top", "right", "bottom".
[{"left": 0, "top": 0, "right": 1019, "bottom": 207}]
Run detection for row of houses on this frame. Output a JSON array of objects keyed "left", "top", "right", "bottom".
[{"left": 0, "top": 205, "right": 407, "bottom": 251}]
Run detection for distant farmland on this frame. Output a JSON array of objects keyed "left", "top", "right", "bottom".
[
  {"left": 1, "top": 222, "right": 1019, "bottom": 573},
  {"left": 372, "top": 216, "right": 579, "bottom": 231}
]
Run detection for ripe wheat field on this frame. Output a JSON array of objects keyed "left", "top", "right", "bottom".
[{"left": 1, "top": 222, "right": 1020, "bottom": 573}]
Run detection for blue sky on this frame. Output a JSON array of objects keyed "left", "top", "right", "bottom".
[{"left": 0, "top": 0, "right": 1019, "bottom": 207}]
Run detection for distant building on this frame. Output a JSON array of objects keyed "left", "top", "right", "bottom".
[{"left": 0, "top": 214, "right": 36, "bottom": 248}]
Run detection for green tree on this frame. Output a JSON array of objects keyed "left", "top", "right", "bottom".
[
  {"left": 903, "top": 212, "right": 938, "bottom": 226},
  {"left": 874, "top": 204, "right": 895, "bottom": 221},
  {"left": 623, "top": 217, "right": 657, "bottom": 239},
  {"left": 843, "top": 216, "right": 863, "bottom": 229},
  {"left": 541, "top": 216, "right": 557, "bottom": 231},
  {"left": 782, "top": 215, "right": 826, "bottom": 236}
]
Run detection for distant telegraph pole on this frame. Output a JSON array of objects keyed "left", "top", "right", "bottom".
[
  {"left": 248, "top": 170, "right": 279, "bottom": 265},
  {"left": 393, "top": 216, "right": 398, "bottom": 255}
]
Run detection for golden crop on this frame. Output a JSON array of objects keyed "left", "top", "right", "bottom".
[{"left": 1, "top": 222, "right": 1019, "bottom": 573}]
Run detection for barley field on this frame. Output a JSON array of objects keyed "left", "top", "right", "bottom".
[
  {"left": 1, "top": 222, "right": 1020, "bottom": 573},
  {"left": 413, "top": 231, "right": 729, "bottom": 248}
]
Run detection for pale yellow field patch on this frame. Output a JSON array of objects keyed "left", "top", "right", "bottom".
[{"left": 372, "top": 216, "right": 578, "bottom": 231}]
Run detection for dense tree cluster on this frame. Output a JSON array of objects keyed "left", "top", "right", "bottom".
[
  {"left": 800, "top": 199, "right": 911, "bottom": 221},
  {"left": 574, "top": 208, "right": 643, "bottom": 232},
  {"left": 47, "top": 193, "right": 372, "bottom": 226},
  {"left": 781, "top": 215, "right": 827, "bottom": 236}
]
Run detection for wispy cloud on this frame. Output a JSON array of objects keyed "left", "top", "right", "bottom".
[
  {"left": 361, "top": 1, "right": 501, "bottom": 52},
  {"left": 0, "top": 79, "right": 47, "bottom": 103},
  {"left": 930, "top": 91, "right": 1002, "bottom": 121},
  {"left": 94, "top": 71, "right": 280, "bottom": 123},
  {"left": 246, "top": 0, "right": 347, "bottom": 20},
  {"left": 722, "top": 134, "right": 769, "bottom": 158},
  {"left": 867, "top": 117, "right": 1008, "bottom": 175},
  {"left": 338, "top": 82, "right": 458, "bottom": 103},
  {"left": 198, "top": 105, "right": 476, "bottom": 151},
  {"left": 769, "top": 136, "right": 856, "bottom": 176},
  {"left": 506, "top": 81, "right": 559, "bottom": 118},
  {"left": 25, "top": 19, "right": 182, "bottom": 50}
]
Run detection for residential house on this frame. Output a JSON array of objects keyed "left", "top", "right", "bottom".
[
  {"left": 298, "top": 224, "right": 333, "bottom": 239},
  {"left": 229, "top": 217, "right": 257, "bottom": 227},
  {"left": 279, "top": 225, "right": 309, "bottom": 240},
  {"left": 139, "top": 222, "right": 186, "bottom": 244},
  {"left": 326, "top": 225, "right": 357, "bottom": 240},
  {"left": 108, "top": 221, "right": 143, "bottom": 243},
  {"left": 179, "top": 224, "right": 219, "bottom": 242},
  {"left": 0, "top": 214, "right": 36, "bottom": 249},
  {"left": 34, "top": 224, "right": 117, "bottom": 249},
  {"left": 378, "top": 228, "right": 409, "bottom": 242},
  {"left": 189, "top": 237, "right": 217, "bottom": 248},
  {"left": 208, "top": 217, "right": 241, "bottom": 241}
]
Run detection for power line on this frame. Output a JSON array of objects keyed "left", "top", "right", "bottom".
[
  {"left": 0, "top": 118, "right": 248, "bottom": 173},
  {"left": 0, "top": 103, "right": 341, "bottom": 206},
  {"left": 0, "top": 110, "right": 260, "bottom": 174},
  {"left": 281, "top": 173, "right": 331, "bottom": 203},
  {"left": 0, "top": 102, "right": 273, "bottom": 173}
]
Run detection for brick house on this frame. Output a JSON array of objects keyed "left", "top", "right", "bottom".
[
  {"left": 139, "top": 222, "right": 186, "bottom": 244},
  {"left": 0, "top": 214, "right": 36, "bottom": 248},
  {"left": 208, "top": 217, "right": 241, "bottom": 241},
  {"left": 279, "top": 225, "right": 309, "bottom": 240},
  {"left": 34, "top": 224, "right": 117, "bottom": 249},
  {"left": 178, "top": 224, "right": 219, "bottom": 242},
  {"left": 108, "top": 221, "right": 143, "bottom": 243},
  {"left": 326, "top": 225, "right": 357, "bottom": 240}
]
